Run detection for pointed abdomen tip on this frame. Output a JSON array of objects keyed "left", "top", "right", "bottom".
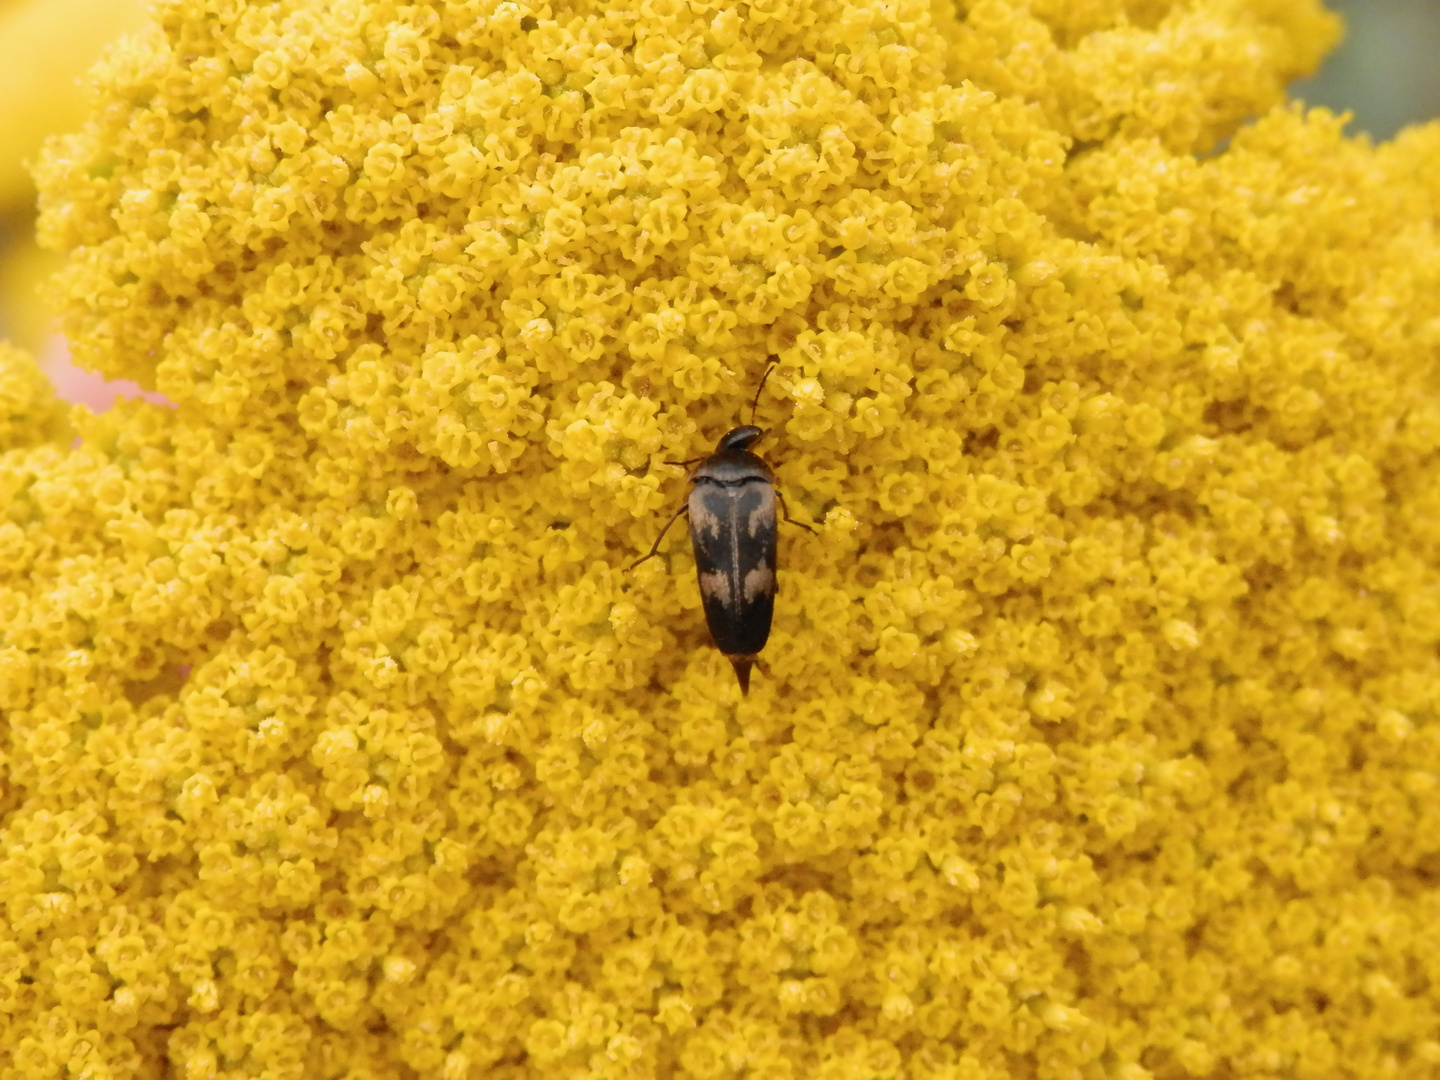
[{"left": 727, "top": 654, "right": 756, "bottom": 695}]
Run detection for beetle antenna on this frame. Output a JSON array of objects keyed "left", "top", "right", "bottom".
[{"left": 748, "top": 362, "right": 777, "bottom": 427}]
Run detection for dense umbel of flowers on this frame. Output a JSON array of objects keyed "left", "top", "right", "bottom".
[
  {"left": 0, "top": 0, "right": 152, "bottom": 351},
  {"left": 5, "top": 0, "right": 1440, "bottom": 1075}
]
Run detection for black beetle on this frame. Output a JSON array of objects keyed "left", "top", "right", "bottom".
[{"left": 631, "top": 365, "right": 812, "bottom": 694}]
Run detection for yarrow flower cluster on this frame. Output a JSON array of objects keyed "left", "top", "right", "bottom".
[
  {"left": 0, "top": 0, "right": 153, "bottom": 354},
  {"left": 3, "top": 0, "right": 1440, "bottom": 1076}
]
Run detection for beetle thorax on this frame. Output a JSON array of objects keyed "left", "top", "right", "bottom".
[{"left": 691, "top": 449, "right": 773, "bottom": 485}]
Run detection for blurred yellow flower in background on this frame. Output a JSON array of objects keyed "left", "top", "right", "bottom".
[
  {"left": 0, "top": 0, "right": 150, "bottom": 402},
  {"left": 0, "top": 0, "right": 148, "bottom": 213},
  {"left": 4, "top": 1, "right": 1440, "bottom": 1079}
]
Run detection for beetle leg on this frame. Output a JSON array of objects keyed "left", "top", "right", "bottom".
[
  {"left": 747, "top": 361, "right": 778, "bottom": 425},
  {"left": 629, "top": 502, "right": 690, "bottom": 569},
  {"left": 663, "top": 456, "right": 706, "bottom": 467},
  {"left": 776, "top": 490, "right": 816, "bottom": 533}
]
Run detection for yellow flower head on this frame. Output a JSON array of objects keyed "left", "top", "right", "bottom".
[
  {"left": 6, "top": 0, "right": 1440, "bottom": 1077},
  {"left": 0, "top": 0, "right": 150, "bottom": 350}
]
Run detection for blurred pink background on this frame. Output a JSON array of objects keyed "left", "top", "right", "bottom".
[{"left": 40, "top": 335, "right": 173, "bottom": 412}]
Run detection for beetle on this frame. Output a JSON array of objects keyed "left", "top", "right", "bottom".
[{"left": 631, "top": 365, "right": 813, "bottom": 695}]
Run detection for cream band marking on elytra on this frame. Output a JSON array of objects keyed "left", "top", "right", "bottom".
[
  {"left": 689, "top": 497, "right": 723, "bottom": 538},
  {"left": 743, "top": 562, "right": 774, "bottom": 604},
  {"left": 699, "top": 569, "right": 733, "bottom": 607},
  {"left": 746, "top": 487, "right": 776, "bottom": 537}
]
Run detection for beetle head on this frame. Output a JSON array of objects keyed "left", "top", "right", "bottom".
[{"left": 715, "top": 425, "right": 764, "bottom": 454}]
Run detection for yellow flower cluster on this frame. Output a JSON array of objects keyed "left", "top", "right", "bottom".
[
  {"left": 0, "top": 0, "right": 151, "bottom": 212},
  {"left": 5, "top": 0, "right": 1440, "bottom": 1076},
  {"left": 0, "top": 0, "right": 151, "bottom": 352}
]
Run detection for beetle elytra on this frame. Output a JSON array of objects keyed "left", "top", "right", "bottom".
[{"left": 631, "top": 365, "right": 812, "bottom": 695}]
